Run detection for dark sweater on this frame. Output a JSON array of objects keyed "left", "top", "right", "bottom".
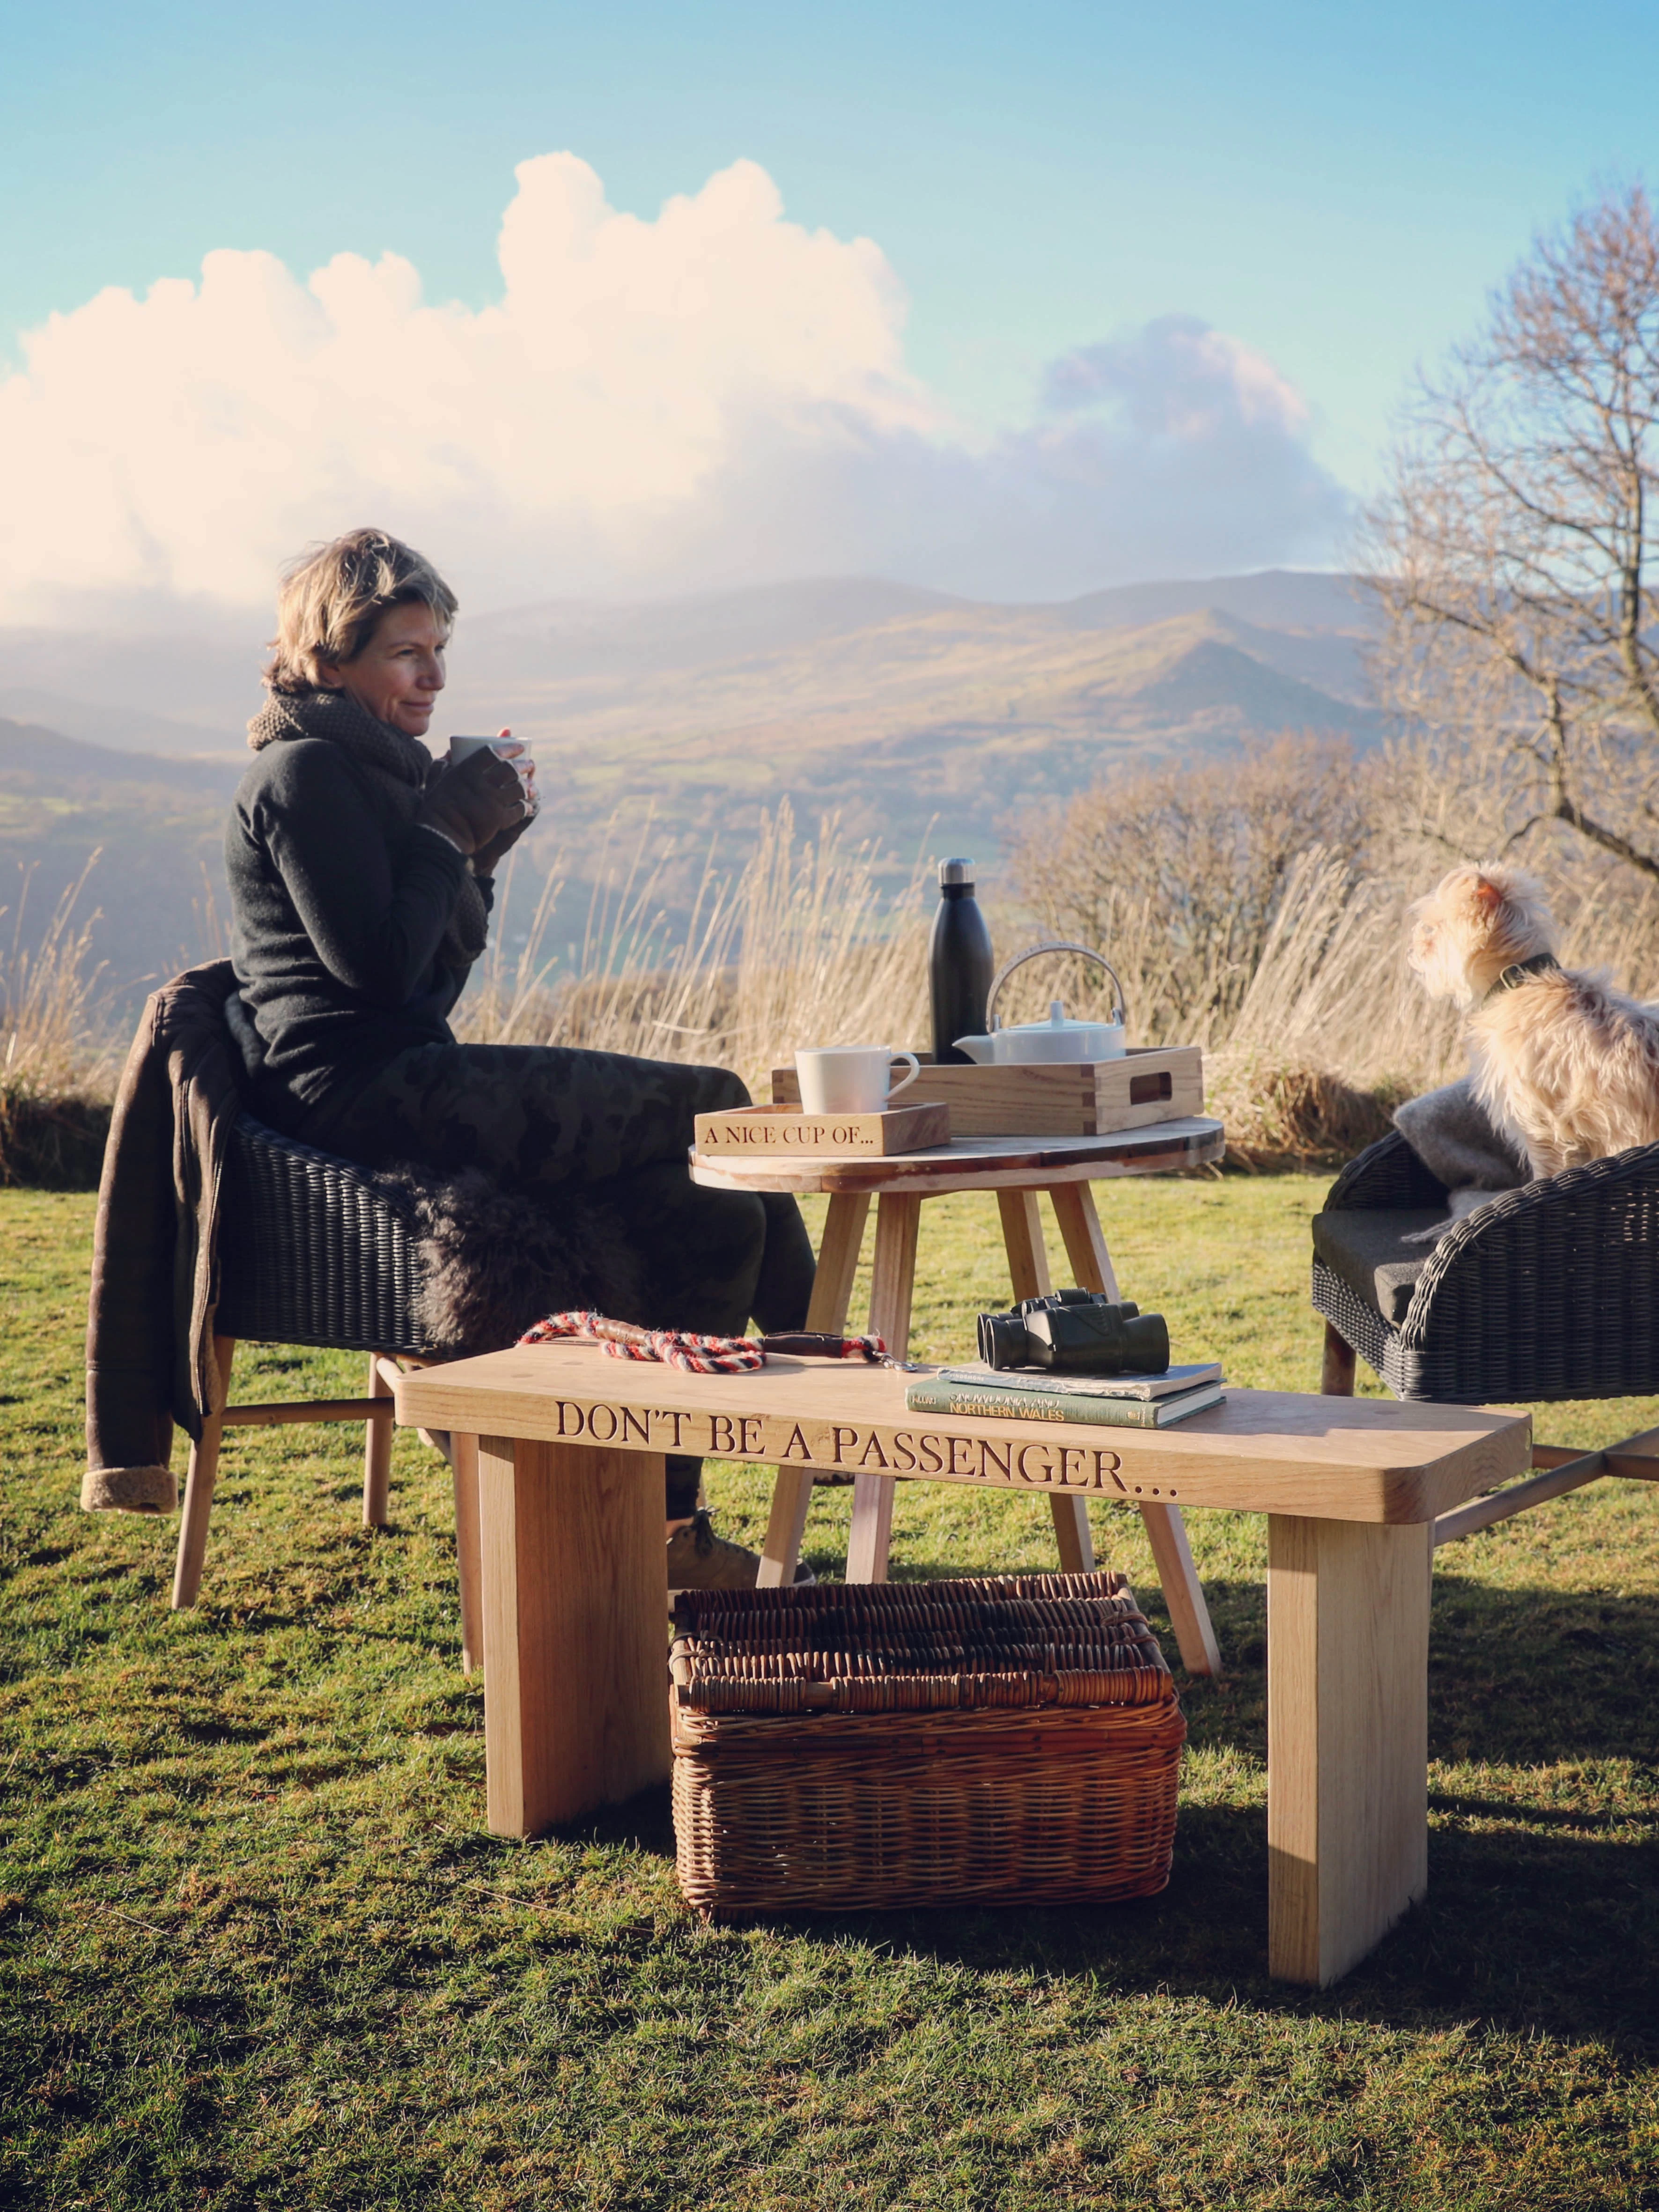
[{"left": 227, "top": 735, "right": 491, "bottom": 1127}]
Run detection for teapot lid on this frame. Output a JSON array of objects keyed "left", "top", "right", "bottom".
[{"left": 1000, "top": 998, "right": 1122, "bottom": 1037}]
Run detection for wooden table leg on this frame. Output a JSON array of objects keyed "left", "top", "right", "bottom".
[
  {"left": 1267, "top": 1513, "right": 1432, "bottom": 1985},
  {"left": 1049, "top": 1180, "right": 1220, "bottom": 1674},
  {"left": 807, "top": 1192, "right": 872, "bottom": 1336},
  {"left": 477, "top": 1436, "right": 671, "bottom": 1836},
  {"left": 997, "top": 1188, "right": 1054, "bottom": 1300},
  {"left": 758, "top": 1192, "right": 871, "bottom": 1588},
  {"left": 996, "top": 1190, "right": 1098, "bottom": 1574},
  {"left": 1049, "top": 1181, "right": 1120, "bottom": 1300},
  {"left": 1140, "top": 1500, "right": 1222, "bottom": 1675},
  {"left": 846, "top": 1193, "right": 922, "bottom": 1583},
  {"left": 450, "top": 1433, "right": 484, "bottom": 1676}
]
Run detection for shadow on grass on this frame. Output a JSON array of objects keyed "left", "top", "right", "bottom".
[
  {"left": 527, "top": 1574, "right": 1658, "bottom": 2050},
  {"left": 1426, "top": 1569, "right": 1659, "bottom": 1766},
  {"left": 550, "top": 1781, "right": 678, "bottom": 1858},
  {"left": 868, "top": 1805, "right": 1656, "bottom": 2050}
]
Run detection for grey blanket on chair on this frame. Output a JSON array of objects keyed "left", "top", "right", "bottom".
[{"left": 1392, "top": 1080, "right": 1527, "bottom": 1242}]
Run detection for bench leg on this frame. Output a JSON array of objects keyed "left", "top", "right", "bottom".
[
  {"left": 1268, "top": 1513, "right": 1431, "bottom": 1984},
  {"left": 1050, "top": 1180, "right": 1220, "bottom": 1672},
  {"left": 478, "top": 1437, "right": 671, "bottom": 1836},
  {"left": 758, "top": 1191, "right": 870, "bottom": 1588},
  {"left": 846, "top": 1193, "right": 921, "bottom": 1583},
  {"left": 171, "top": 1335, "right": 236, "bottom": 1610},
  {"left": 363, "top": 1351, "right": 395, "bottom": 1527}
]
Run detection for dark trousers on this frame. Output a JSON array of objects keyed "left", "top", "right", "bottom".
[{"left": 305, "top": 1043, "right": 817, "bottom": 1518}]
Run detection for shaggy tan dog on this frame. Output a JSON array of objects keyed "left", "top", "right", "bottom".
[{"left": 1408, "top": 863, "right": 1659, "bottom": 1178}]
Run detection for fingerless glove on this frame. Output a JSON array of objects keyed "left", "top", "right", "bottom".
[{"left": 416, "top": 748, "right": 525, "bottom": 857}]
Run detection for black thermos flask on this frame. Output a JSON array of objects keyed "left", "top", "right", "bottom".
[{"left": 929, "top": 857, "right": 995, "bottom": 1064}]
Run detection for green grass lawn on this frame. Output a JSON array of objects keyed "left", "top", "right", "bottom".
[{"left": 2, "top": 1178, "right": 1656, "bottom": 2210}]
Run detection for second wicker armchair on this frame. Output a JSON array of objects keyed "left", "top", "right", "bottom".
[{"left": 1312, "top": 1129, "right": 1659, "bottom": 1538}]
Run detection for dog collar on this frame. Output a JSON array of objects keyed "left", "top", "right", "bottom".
[{"left": 1484, "top": 951, "right": 1561, "bottom": 1002}]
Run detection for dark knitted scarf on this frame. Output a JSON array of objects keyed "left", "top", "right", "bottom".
[{"left": 246, "top": 688, "right": 488, "bottom": 969}]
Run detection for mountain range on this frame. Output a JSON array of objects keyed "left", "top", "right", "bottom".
[{"left": 0, "top": 568, "right": 1380, "bottom": 1010}]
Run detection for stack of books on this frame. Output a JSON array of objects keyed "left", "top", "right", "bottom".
[{"left": 904, "top": 1361, "right": 1224, "bottom": 1429}]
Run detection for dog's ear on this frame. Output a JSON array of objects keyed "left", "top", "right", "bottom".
[{"left": 1471, "top": 874, "right": 1505, "bottom": 913}]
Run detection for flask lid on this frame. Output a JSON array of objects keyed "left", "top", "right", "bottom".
[{"left": 938, "top": 857, "right": 975, "bottom": 886}]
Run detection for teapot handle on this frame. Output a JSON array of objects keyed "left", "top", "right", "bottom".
[{"left": 985, "top": 941, "right": 1127, "bottom": 1034}]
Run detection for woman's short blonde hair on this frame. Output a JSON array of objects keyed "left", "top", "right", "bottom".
[{"left": 264, "top": 527, "right": 458, "bottom": 695}]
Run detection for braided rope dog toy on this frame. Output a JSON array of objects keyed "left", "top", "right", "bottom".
[{"left": 518, "top": 1310, "right": 900, "bottom": 1374}]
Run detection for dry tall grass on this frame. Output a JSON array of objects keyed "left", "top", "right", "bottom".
[
  {"left": 20, "top": 753, "right": 1659, "bottom": 1188},
  {"left": 1, "top": 860, "right": 111, "bottom": 1092},
  {"left": 1202, "top": 853, "right": 1455, "bottom": 1164},
  {"left": 1009, "top": 735, "right": 1372, "bottom": 1044},
  {"left": 457, "top": 794, "right": 1477, "bottom": 1167},
  {"left": 0, "top": 859, "right": 119, "bottom": 1187},
  {"left": 459, "top": 803, "right": 931, "bottom": 1091}
]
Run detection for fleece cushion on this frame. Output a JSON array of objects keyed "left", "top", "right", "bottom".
[{"left": 1311, "top": 1209, "right": 1448, "bottom": 1326}]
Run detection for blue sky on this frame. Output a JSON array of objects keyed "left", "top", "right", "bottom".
[{"left": 3, "top": 0, "right": 1657, "bottom": 610}]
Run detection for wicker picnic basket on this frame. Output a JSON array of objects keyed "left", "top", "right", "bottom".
[{"left": 669, "top": 1571, "right": 1185, "bottom": 1915}]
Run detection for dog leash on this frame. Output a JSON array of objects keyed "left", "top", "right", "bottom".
[{"left": 517, "top": 1310, "right": 907, "bottom": 1373}]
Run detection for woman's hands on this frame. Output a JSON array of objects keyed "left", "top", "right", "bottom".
[
  {"left": 418, "top": 743, "right": 526, "bottom": 859},
  {"left": 471, "top": 731, "right": 538, "bottom": 876}
]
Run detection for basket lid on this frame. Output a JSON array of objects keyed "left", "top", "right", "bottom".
[{"left": 671, "top": 1571, "right": 1176, "bottom": 1718}]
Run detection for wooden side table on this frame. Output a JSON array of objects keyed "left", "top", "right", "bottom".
[{"left": 690, "top": 1117, "right": 1226, "bottom": 1675}]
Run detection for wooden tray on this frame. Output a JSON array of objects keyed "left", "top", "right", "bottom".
[
  {"left": 770, "top": 1046, "right": 1203, "bottom": 1137},
  {"left": 693, "top": 1100, "right": 951, "bottom": 1157}
]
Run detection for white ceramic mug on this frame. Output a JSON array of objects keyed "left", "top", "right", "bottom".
[
  {"left": 448, "top": 734, "right": 537, "bottom": 810},
  {"left": 795, "top": 1046, "right": 921, "bottom": 1115},
  {"left": 449, "top": 734, "right": 529, "bottom": 763}
]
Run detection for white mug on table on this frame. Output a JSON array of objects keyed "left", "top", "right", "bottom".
[{"left": 795, "top": 1045, "right": 921, "bottom": 1115}]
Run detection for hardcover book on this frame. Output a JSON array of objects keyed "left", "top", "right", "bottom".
[
  {"left": 936, "top": 1362, "right": 1222, "bottom": 1401},
  {"left": 905, "top": 1375, "right": 1225, "bottom": 1429}
]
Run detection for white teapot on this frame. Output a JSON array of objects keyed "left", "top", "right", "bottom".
[{"left": 952, "top": 941, "right": 1128, "bottom": 1065}]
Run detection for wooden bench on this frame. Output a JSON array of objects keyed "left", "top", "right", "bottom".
[{"left": 395, "top": 1344, "right": 1528, "bottom": 1987}]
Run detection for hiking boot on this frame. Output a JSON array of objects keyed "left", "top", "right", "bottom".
[{"left": 665, "top": 1508, "right": 814, "bottom": 1591}]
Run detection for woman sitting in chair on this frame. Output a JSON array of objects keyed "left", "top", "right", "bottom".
[{"left": 228, "top": 526, "right": 817, "bottom": 1588}]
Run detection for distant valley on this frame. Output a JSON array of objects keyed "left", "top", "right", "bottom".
[{"left": 0, "top": 569, "right": 1380, "bottom": 1011}]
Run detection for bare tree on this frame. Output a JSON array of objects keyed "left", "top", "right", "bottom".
[
  {"left": 1367, "top": 184, "right": 1659, "bottom": 880},
  {"left": 1008, "top": 732, "right": 1370, "bottom": 1042}
]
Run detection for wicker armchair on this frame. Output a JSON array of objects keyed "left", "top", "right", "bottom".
[
  {"left": 216, "top": 1113, "right": 434, "bottom": 1359},
  {"left": 1312, "top": 1130, "right": 1659, "bottom": 1540},
  {"left": 176, "top": 1113, "right": 484, "bottom": 1669}
]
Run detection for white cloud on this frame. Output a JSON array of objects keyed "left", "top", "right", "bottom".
[{"left": 0, "top": 155, "right": 1348, "bottom": 619}]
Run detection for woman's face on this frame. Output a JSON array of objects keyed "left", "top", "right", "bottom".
[{"left": 321, "top": 600, "right": 447, "bottom": 737}]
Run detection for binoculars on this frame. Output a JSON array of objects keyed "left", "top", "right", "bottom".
[{"left": 977, "top": 1287, "right": 1171, "bottom": 1375}]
